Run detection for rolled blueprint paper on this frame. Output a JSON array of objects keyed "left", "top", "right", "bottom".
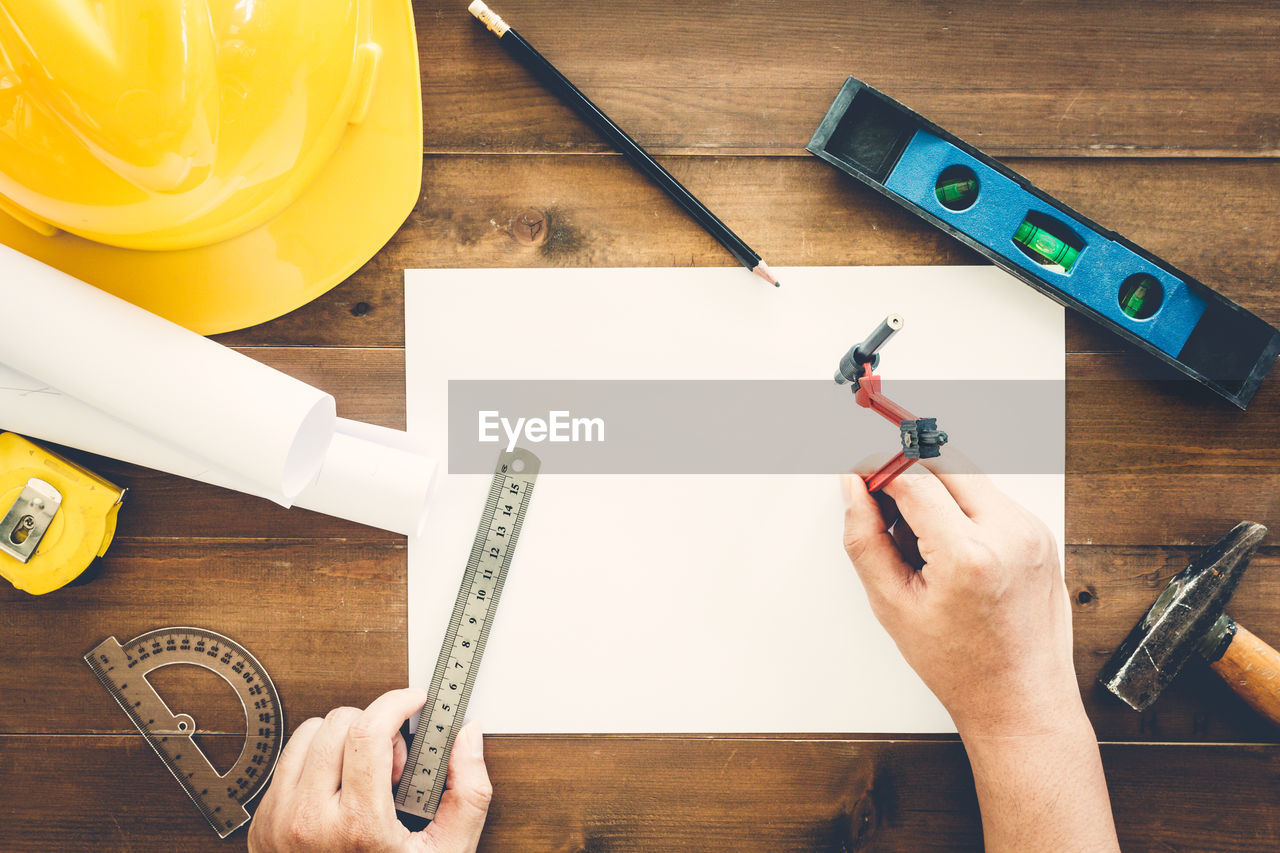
[
  {"left": 0, "top": 367, "right": 434, "bottom": 533},
  {"left": 297, "top": 423, "right": 437, "bottom": 536},
  {"left": 0, "top": 363, "right": 232, "bottom": 487},
  {"left": 0, "top": 244, "right": 334, "bottom": 502}
]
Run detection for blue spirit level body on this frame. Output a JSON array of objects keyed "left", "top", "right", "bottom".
[{"left": 807, "top": 78, "right": 1280, "bottom": 409}]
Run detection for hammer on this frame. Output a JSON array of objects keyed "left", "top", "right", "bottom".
[{"left": 1098, "top": 521, "right": 1280, "bottom": 726}]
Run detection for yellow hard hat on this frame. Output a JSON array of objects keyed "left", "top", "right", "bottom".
[{"left": 0, "top": 0, "right": 421, "bottom": 334}]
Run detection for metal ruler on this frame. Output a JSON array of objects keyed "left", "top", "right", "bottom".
[
  {"left": 85, "top": 627, "right": 283, "bottom": 838},
  {"left": 395, "top": 447, "right": 540, "bottom": 821}
]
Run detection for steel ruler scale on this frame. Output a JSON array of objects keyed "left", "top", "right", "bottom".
[
  {"left": 84, "top": 626, "right": 283, "bottom": 838},
  {"left": 395, "top": 447, "right": 540, "bottom": 821}
]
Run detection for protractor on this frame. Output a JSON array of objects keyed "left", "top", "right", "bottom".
[{"left": 85, "top": 626, "right": 284, "bottom": 838}]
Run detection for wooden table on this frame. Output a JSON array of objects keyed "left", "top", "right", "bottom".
[{"left": 3, "top": 1, "right": 1279, "bottom": 849}]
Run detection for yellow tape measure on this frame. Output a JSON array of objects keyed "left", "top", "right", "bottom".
[{"left": 0, "top": 432, "right": 125, "bottom": 594}]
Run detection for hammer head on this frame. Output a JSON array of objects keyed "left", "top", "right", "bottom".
[{"left": 1098, "top": 521, "right": 1267, "bottom": 711}]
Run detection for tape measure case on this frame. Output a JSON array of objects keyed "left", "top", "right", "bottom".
[{"left": 0, "top": 432, "right": 125, "bottom": 594}]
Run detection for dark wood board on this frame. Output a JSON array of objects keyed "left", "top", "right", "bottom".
[
  {"left": 5, "top": 0, "right": 1280, "bottom": 850},
  {"left": 412, "top": 0, "right": 1279, "bottom": 158},
  {"left": 0, "top": 539, "right": 409, "bottom": 734},
  {"left": 8, "top": 536, "right": 1280, "bottom": 743},
  {"left": 216, "top": 156, "right": 1280, "bottom": 350},
  {"left": 1, "top": 737, "right": 1277, "bottom": 852}
]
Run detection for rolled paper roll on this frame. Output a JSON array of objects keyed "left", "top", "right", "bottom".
[
  {"left": 296, "top": 422, "right": 437, "bottom": 536},
  {"left": 0, "top": 370, "right": 434, "bottom": 533},
  {"left": 0, "top": 244, "right": 334, "bottom": 502}
]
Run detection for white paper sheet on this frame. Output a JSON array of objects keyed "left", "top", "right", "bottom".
[
  {"left": 0, "top": 244, "right": 334, "bottom": 503},
  {"left": 406, "top": 266, "right": 1064, "bottom": 733}
]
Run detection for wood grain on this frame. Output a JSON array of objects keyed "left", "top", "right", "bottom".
[
  {"left": 8, "top": 527, "right": 1280, "bottom": 743},
  {"left": 414, "top": 0, "right": 1280, "bottom": 158},
  {"left": 1, "top": 736, "right": 1276, "bottom": 852},
  {"left": 215, "top": 156, "right": 1280, "bottom": 350},
  {"left": 0, "top": 539, "right": 408, "bottom": 734},
  {"left": 7, "top": 1, "right": 1280, "bottom": 849}
]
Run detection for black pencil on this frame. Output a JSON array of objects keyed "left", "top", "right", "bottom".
[{"left": 468, "top": 1, "right": 780, "bottom": 287}]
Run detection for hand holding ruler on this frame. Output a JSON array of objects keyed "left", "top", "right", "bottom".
[{"left": 395, "top": 447, "right": 540, "bottom": 821}]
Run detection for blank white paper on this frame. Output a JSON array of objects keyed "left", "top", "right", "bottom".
[{"left": 405, "top": 266, "right": 1064, "bottom": 733}]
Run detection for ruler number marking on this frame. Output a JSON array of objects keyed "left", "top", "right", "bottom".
[{"left": 395, "top": 449, "right": 538, "bottom": 819}]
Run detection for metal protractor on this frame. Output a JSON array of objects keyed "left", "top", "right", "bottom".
[
  {"left": 395, "top": 447, "right": 540, "bottom": 821},
  {"left": 84, "top": 627, "right": 284, "bottom": 839}
]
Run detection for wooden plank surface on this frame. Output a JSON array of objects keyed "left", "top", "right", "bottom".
[
  {"left": 0, "top": 539, "right": 408, "bottom": 734},
  {"left": 216, "top": 156, "right": 1280, "bottom": 350},
  {"left": 1, "top": 737, "right": 1277, "bottom": 852},
  {"left": 5, "top": 0, "right": 1280, "bottom": 850},
  {"left": 414, "top": 0, "right": 1280, "bottom": 158},
  {"left": 7, "top": 535, "right": 1280, "bottom": 743}
]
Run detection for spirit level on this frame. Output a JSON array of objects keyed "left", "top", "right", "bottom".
[{"left": 808, "top": 78, "right": 1280, "bottom": 409}]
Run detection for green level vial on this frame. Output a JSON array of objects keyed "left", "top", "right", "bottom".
[
  {"left": 1119, "top": 274, "right": 1161, "bottom": 320},
  {"left": 1013, "top": 219, "right": 1080, "bottom": 272},
  {"left": 935, "top": 177, "right": 977, "bottom": 208}
]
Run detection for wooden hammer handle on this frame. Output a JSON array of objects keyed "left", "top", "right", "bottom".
[{"left": 1209, "top": 624, "right": 1280, "bottom": 726}]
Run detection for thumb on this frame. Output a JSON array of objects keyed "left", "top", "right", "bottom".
[
  {"left": 419, "top": 721, "right": 492, "bottom": 853},
  {"left": 842, "top": 473, "right": 916, "bottom": 599}
]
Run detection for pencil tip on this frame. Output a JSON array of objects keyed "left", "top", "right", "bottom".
[{"left": 752, "top": 261, "right": 779, "bottom": 287}]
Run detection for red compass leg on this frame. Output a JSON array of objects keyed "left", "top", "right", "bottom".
[{"left": 854, "top": 367, "right": 922, "bottom": 493}]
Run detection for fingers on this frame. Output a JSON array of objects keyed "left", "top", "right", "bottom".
[
  {"left": 392, "top": 728, "right": 409, "bottom": 788},
  {"left": 918, "top": 450, "right": 1013, "bottom": 521},
  {"left": 842, "top": 473, "right": 916, "bottom": 595},
  {"left": 339, "top": 687, "right": 428, "bottom": 813},
  {"left": 250, "top": 693, "right": 427, "bottom": 853},
  {"left": 296, "top": 705, "right": 362, "bottom": 799},
  {"left": 273, "top": 715, "right": 323, "bottom": 789},
  {"left": 880, "top": 465, "right": 975, "bottom": 546},
  {"left": 850, "top": 451, "right": 901, "bottom": 483},
  {"left": 888, "top": 513, "right": 923, "bottom": 571},
  {"left": 249, "top": 716, "right": 324, "bottom": 847},
  {"left": 860, "top": 446, "right": 1011, "bottom": 524},
  {"left": 420, "top": 722, "right": 492, "bottom": 853}
]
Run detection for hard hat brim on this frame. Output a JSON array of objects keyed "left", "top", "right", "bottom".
[{"left": 0, "top": 0, "right": 422, "bottom": 336}]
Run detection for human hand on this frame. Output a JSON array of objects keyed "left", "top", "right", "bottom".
[
  {"left": 248, "top": 688, "right": 492, "bottom": 852},
  {"left": 842, "top": 458, "right": 1081, "bottom": 738}
]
